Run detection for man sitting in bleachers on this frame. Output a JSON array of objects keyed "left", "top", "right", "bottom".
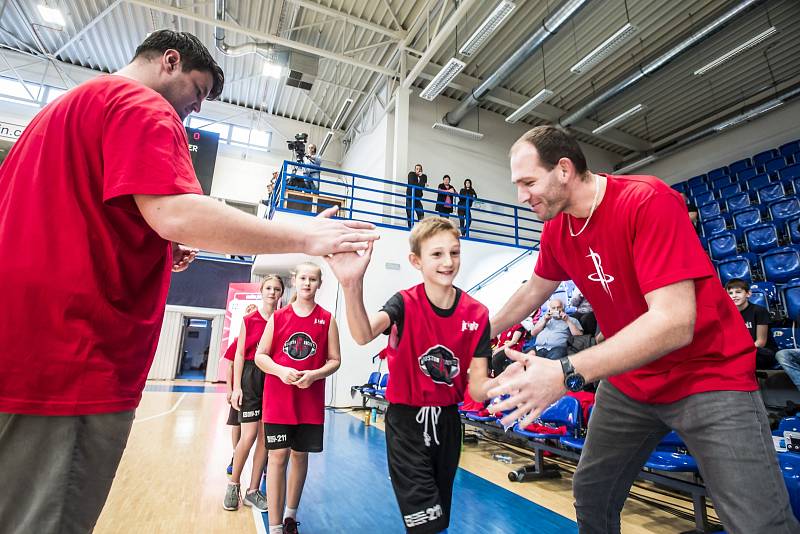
[
  {"left": 529, "top": 298, "right": 583, "bottom": 360},
  {"left": 776, "top": 349, "right": 800, "bottom": 391},
  {"left": 726, "top": 278, "right": 777, "bottom": 369}
]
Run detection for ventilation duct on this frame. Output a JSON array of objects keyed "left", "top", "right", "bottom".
[{"left": 285, "top": 51, "right": 319, "bottom": 91}]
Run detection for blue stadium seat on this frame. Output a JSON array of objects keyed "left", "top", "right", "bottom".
[
  {"left": 754, "top": 149, "right": 779, "bottom": 170},
  {"left": 757, "top": 182, "right": 786, "bottom": 204},
  {"left": 375, "top": 373, "right": 389, "bottom": 397},
  {"left": 360, "top": 373, "right": 383, "bottom": 396},
  {"left": 744, "top": 223, "right": 779, "bottom": 254},
  {"left": 725, "top": 191, "right": 751, "bottom": 212},
  {"left": 787, "top": 217, "right": 800, "bottom": 245},
  {"left": 671, "top": 182, "right": 688, "bottom": 194},
  {"left": 692, "top": 190, "right": 715, "bottom": 206},
  {"left": 688, "top": 175, "right": 707, "bottom": 188},
  {"left": 782, "top": 164, "right": 800, "bottom": 183},
  {"left": 708, "top": 232, "right": 738, "bottom": 261},
  {"left": 514, "top": 396, "right": 582, "bottom": 440},
  {"left": 644, "top": 452, "right": 699, "bottom": 473},
  {"left": 698, "top": 201, "right": 721, "bottom": 220},
  {"left": 746, "top": 173, "right": 772, "bottom": 192},
  {"left": 690, "top": 182, "right": 710, "bottom": 196},
  {"left": 751, "top": 281, "right": 779, "bottom": 306},
  {"left": 718, "top": 182, "right": 741, "bottom": 199},
  {"left": 772, "top": 328, "right": 800, "bottom": 350},
  {"left": 736, "top": 167, "right": 758, "bottom": 183},
  {"left": 711, "top": 175, "right": 734, "bottom": 190},
  {"left": 731, "top": 206, "right": 761, "bottom": 239},
  {"left": 708, "top": 167, "right": 729, "bottom": 181},
  {"left": 770, "top": 197, "right": 800, "bottom": 225},
  {"left": 766, "top": 157, "right": 788, "bottom": 175},
  {"left": 783, "top": 279, "right": 800, "bottom": 321},
  {"left": 702, "top": 215, "right": 727, "bottom": 237},
  {"left": 718, "top": 254, "right": 756, "bottom": 285},
  {"left": 762, "top": 247, "right": 800, "bottom": 284},
  {"left": 749, "top": 288, "right": 769, "bottom": 310},
  {"left": 780, "top": 140, "right": 800, "bottom": 162},
  {"left": 730, "top": 158, "right": 753, "bottom": 175},
  {"left": 778, "top": 417, "right": 800, "bottom": 435},
  {"left": 777, "top": 453, "right": 800, "bottom": 520}
]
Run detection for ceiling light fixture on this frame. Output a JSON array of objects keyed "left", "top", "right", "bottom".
[
  {"left": 616, "top": 154, "right": 656, "bottom": 174},
  {"left": 262, "top": 63, "right": 284, "bottom": 78},
  {"left": 694, "top": 26, "right": 778, "bottom": 76},
  {"left": 331, "top": 98, "right": 353, "bottom": 130},
  {"left": 714, "top": 99, "right": 784, "bottom": 132},
  {"left": 570, "top": 23, "right": 638, "bottom": 75},
  {"left": 37, "top": 4, "right": 66, "bottom": 27},
  {"left": 592, "top": 103, "right": 646, "bottom": 134},
  {"left": 459, "top": 1, "right": 516, "bottom": 57},
  {"left": 419, "top": 58, "right": 466, "bottom": 101},
  {"left": 505, "top": 89, "right": 554, "bottom": 124},
  {"left": 432, "top": 122, "right": 484, "bottom": 140},
  {"left": 318, "top": 131, "right": 334, "bottom": 156}
]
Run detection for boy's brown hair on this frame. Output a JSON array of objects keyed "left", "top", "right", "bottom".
[
  {"left": 725, "top": 278, "right": 750, "bottom": 292},
  {"left": 409, "top": 217, "right": 460, "bottom": 256}
]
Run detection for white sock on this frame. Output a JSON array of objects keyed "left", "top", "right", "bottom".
[
  {"left": 285, "top": 507, "right": 297, "bottom": 520},
  {"left": 269, "top": 526, "right": 283, "bottom": 534}
]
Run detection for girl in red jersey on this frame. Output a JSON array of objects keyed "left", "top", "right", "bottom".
[
  {"left": 326, "top": 217, "right": 493, "bottom": 534},
  {"left": 224, "top": 276, "right": 284, "bottom": 512},
  {"left": 255, "top": 263, "right": 341, "bottom": 534},
  {"left": 223, "top": 338, "right": 240, "bottom": 475}
]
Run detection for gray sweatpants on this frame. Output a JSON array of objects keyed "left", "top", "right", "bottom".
[
  {"left": 0, "top": 410, "right": 135, "bottom": 534},
  {"left": 573, "top": 381, "right": 799, "bottom": 533}
]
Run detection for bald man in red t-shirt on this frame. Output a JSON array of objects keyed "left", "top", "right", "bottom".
[{"left": 488, "top": 126, "right": 798, "bottom": 533}]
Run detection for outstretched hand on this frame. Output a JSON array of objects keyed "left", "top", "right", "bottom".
[
  {"left": 484, "top": 348, "right": 566, "bottom": 428},
  {"left": 324, "top": 241, "right": 374, "bottom": 286},
  {"left": 303, "top": 207, "right": 380, "bottom": 256},
  {"left": 172, "top": 244, "right": 198, "bottom": 272}
]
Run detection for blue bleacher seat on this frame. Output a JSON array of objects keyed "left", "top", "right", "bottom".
[
  {"left": 698, "top": 201, "right": 721, "bottom": 220},
  {"left": 787, "top": 217, "right": 800, "bottom": 245},
  {"left": 731, "top": 206, "right": 761, "bottom": 238},
  {"left": 690, "top": 182, "right": 710, "bottom": 196},
  {"left": 708, "top": 232, "right": 738, "bottom": 261},
  {"left": 766, "top": 157, "right": 788, "bottom": 175},
  {"left": 736, "top": 168, "right": 758, "bottom": 182},
  {"left": 778, "top": 417, "right": 800, "bottom": 435},
  {"left": 361, "top": 373, "right": 383, "bottom": 396},
  {"left": 374, "top": 373, "right": 389, "bottom": 397},
  {"left": 746, "top": 173, "right": 772, "bottom": 192},
  {"left": 730, "top": 158, "right": 753, "bottom": 175},
  {"left": 688, "top": 175, "right": 707, "bottom": 188},
  {"left": 692, "top": 190, "right": 714, "bottom": 206},
  {"left": 708, "top": 167, "right": 729, "bottom": 181},
  {"left": 772, "top": 328, "right": 799, "bottom": 350},
  {"left": 762, "top": 247, "right": 800, "bottom": 284},
  {"left": 750, "top": 288, "right": 769, "bottom": 310},
  {"left": 778, "top": 453, "right": 800, "bottom": 520},
  {"left": 751, "top": 281, "right": 778, "bottom": 305},
  {"left": 644, "top": 452, "right": 699, "bottom": 473},
  {"left": 783, "top": 279, "right": 800, "bottom": 321},
  {"left": 702, "top": 215, "right": 727, "bottom": 237},
  {"left": 671, "top": 182, "right": 688, "bottom": 194},
  {"left": 725, "top": 191, "right": 751, "bottom": 212},
  {"left": 770, "top": 197, "right": 800, "bottom": 225},
  {"left": 514, "top": 396, "right": 582, "bottom": 440},
  {"left": 718, "top": 182, "right": 741, "bottom": 199},
  {"left": 711, "top": 175, "right": 734, "bottom": 190},
  {"left": 718, "top": 254, "right": 755, "bottom": 285},
  {"left": 757, "top": 182, "right": 785, "bottom": 204},
  {"left": 780, "top": 141, "right": 800, "bottom": 162},
  {"left": 754, "top": 149, "right": 779, "bottom": 169},
  {"left": 782, "top": 164, "right": 800, "bottom": 183},
  {"left": 744, "top": 223, "right": 779, "bottom": 254}
]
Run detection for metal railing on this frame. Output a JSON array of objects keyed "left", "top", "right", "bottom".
[{"left": 267, "top": 160, "right": 543, "bottom": 249}]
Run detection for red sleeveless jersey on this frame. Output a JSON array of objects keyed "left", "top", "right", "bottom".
[
  {"left": 386, "top": 284, "right": 489, "bottom": 406},
  {"left": 495, "top": 324, "right": 525, "bottom": 352},
  {"left": 263, "top": 303, "right": 331, "bottom": 425},
  {"left": 241, "top": 310, "right": 269, "bottom": 360}
]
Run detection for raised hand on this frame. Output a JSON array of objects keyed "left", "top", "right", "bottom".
[
  {"left": 484, "top": 348, "right": 566, "bottom": 428},
  {"left": 302, "top": 207, "right": 380, "bottom": 256},
  {"left": 324, "top": 241, "right": 374, "bottom": 287}
]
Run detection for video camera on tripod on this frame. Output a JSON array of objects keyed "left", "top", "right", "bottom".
[{"left": 287, "top": 133, "right": 308, "bottom": 163}]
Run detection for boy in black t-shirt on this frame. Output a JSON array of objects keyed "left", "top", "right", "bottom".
[{"left": 726, "top": 279, "right": 776, "bottom": 369}]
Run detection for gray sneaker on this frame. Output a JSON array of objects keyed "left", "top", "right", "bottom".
[
  {"left": 243, "top": 489, "right": 268, "bottom": 512},
  {"left": 223, "top": 483, "right": 241, "bottom": 511}
]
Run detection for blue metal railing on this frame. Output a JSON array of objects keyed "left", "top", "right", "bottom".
[
  {"left": 467, "top": 248, "right": 537, "bottom": 294},
  {"left": 268, "top": 160, "right": 543, "bottom": 249}
]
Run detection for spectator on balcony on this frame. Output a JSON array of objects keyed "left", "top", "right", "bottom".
[
  {"left": 529, "top": 298, "right": 583, "bottom": 360},
  {"left": 303, "top": 143, "right": 321, "bottom": 193},
  {"left": 726, "top": 278, "right": 777, "bottom": 369},
  {"left": 435, "top": 175, "right": 457, "bottom": 218},
  {"left": 570, "top": 287, "right": 597, "bottom": 337},
  {"left": 457, "top": 178, "right": 477, "bottom": 236},
  {"left": 405, "top": 163, "right": 427, "bottom": 228}
]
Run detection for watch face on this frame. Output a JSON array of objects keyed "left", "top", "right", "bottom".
[{"left": 565, "top": 374, "right": 585, "bottom": 392}]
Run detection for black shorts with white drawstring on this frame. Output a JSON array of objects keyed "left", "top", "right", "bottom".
[{"left": 385, "top": 403, "right": 462, "bottom": 534}]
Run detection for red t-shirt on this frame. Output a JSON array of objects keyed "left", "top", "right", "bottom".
[
  {"left": 385, "top": 284, "right": 490, "bottom": 407},
  {"left": 241, "top": 310, "right": 270, "bottom": 361},
  {"left": 534, "top": 174, "right": 756, "bottom": 404},
  {"left": 0, "top": 76, "right": 202, "bottom": 415},
  {"left": 263, "top": 304, "right": 331, "bottom": 425},
  {"left": 495, "top": 324, "right": 525, "bottom": 352},
  {"left": 223, "top": 339, "right": 238, "bottom": 361}
]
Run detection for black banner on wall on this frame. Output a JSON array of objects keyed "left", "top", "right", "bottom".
[
  {"left": 186, "top": 127, "right": 220, "bottom": 195},
  {"left": 167, "top": 258, "right": 251, "bottom": 309}
]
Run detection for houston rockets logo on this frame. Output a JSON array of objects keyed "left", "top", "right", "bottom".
[
  {"left": 418, "top": 345, "right": 460, "bottom": 386},
  {"left": 283, "top": 332, "right": 317, "bottom": 360},
  {"left": 586, "top": 247, "right": 614, "bottom": 299}
]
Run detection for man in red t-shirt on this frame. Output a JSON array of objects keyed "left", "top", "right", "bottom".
[
  {"left": 488, "top": 126, "right": 798, "bottom": 532},
  {"left": 0, "top": 30, "right": 377, "bottom": 533}
]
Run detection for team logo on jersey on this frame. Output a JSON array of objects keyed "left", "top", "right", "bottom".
[
  {"left": 461, "top": 320, "right": 479, "bottom": 332},
  {"left": 283, "top": 332, "right": 317, "bottom": 360},
  {"left": 418, "top": 345, "right": 460, "bottom": 386},
  {"left": 586, "top": 246, "right": 615, "bottom": 299}
]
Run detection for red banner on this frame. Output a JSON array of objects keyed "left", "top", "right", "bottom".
[{"left": 216, "top": 283, "right": 261, "bottom": 381}]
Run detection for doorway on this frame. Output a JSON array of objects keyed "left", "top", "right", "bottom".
[{"left": 176, "top": 317, "right": 212, "bottom": 380}]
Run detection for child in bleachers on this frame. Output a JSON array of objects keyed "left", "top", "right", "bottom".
[
  {"left": 325, "top": 217, "right": 492, "bottom": 534},
  {"left": 726, "top": 278, "right": 777, "bottom": 369}
]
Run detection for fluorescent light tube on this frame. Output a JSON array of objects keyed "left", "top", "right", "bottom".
[
  {"left": 459, "top": 1, "right": 516, "bottom": 57},
  {"left": 571, "top": 23, "right": 637, "bottom": 74},
  {"left": 505, "top": 89, "right": 554, "bottom": 123},
  {"left": 432, "top": 122, "right": 484, "bottom": 140},
  {"left": 694, "top": 26, "right": 777, "bottom": 76},
  {"left": 617, "top": 155, "right": 656, "bottom": 174},
  {"left": 331, "top": 98, "right": 353, "bottom": 130},
  {"left": 419, "top": 58, "right": 466, "bottom": 101},
  {"left": 592, "top": 104, "right": 646, "bottom": 134},
  {"left": 318, "top": 131, "right": 334, "bottom": 156}
]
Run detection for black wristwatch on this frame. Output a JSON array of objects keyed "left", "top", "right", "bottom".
[{"left": 559, "top": 356, "right": 586, "bottom": 392}]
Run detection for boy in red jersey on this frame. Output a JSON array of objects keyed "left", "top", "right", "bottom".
[
  {"left": 255, "top": 263, "right": 341, "bottom": 534},
  {"left": 326, "top": 217, "right": 493, "bottom": 534}
]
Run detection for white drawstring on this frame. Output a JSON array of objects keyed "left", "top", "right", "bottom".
[{"left": 416, "top": 406, "right": 442, "bottom": 447}]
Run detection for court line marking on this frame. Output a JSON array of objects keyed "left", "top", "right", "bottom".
[
  {"left": 133, "top": 393, "right": 188, "bottom": 424},
  {"left": 251, "top": 506, "right": 267, "bottom": 534}
]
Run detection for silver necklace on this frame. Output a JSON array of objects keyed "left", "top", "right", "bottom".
[{"left": 568, "top": 173, "right": 601, "bottom": 237}]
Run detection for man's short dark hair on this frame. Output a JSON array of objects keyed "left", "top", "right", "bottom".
[
  {"left": 725, "top": 278, "right": 750, "bottom": 292},
  {"left": 133, "top": 30, "right": 224, "bottom": 100},
  {"left": 512, "top": 125, "right": 588, "bottom": 176}
]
